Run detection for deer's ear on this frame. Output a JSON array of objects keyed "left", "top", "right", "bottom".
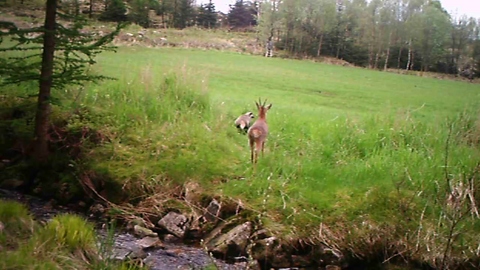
[
  {"left": 255, "top": 102, "right": 260, "bottom": 109},
  {"left": 266, "top": 104, "right": 272, "bottom": 110}
]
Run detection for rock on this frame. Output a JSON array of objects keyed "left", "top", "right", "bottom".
[
  {"left": 251, "top": 236, "right": 277, "bottom": 260},
  {"left": 127, "top": 218, "right": 146, "bottom": 230},
  {"left": 251, "top": 229, "right": 270, "bottom": 240},
  {"left": 126, "top": 33, "right": 134, "bottom": 37},
  {"left": 88, "top": 203, "right": 105, "bottom": 217},
  {"left": 133, "top": 225, "right": 158, "bottom": 238},
  {"left": 78, "top": 201, "right": 86, "bottom": 208},
  {"left": 184, "top": 181, "right": 201, "bottom": 203},
  {"left": 204, "top": 199, "right": 221, "bottom": 222},
  {"left": 251, "top": 237, "right": 293, "bottom": 268},
  {"left": 203, "top": 221, "right": 229, "bottom": 244},
  {"left": 157, "top": 212, "right": 188, "bottom": 238},
  {"left": 137, "top": 236, "right": 164, "bottom": 249},
  {"left": 206, "top": 222, "right": 252, "bottom": 257},
  {"left": 129, "top": 248, "right": 148, "bottom": 260},
  {"left": 112, "top": 247, "right": 147, "bottom": 261}
]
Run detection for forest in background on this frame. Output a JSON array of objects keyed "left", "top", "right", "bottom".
[{"left": 4, "top": 0, "right": 479, "bottom": 76}]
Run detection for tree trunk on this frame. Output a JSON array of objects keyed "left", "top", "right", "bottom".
[
  {"left": 317, "top": 34, "right": 323, "bottom": 57},
  {"left": 410, "top": 50, "right": 415, "bottom": 71},
  {"left": 406, "top": 39, "right": 412, "bottom": 70},
  {"left": 384, "top": 32, "right": 392, "bottom": 71},
  {"left": 374, "top": 52, "right": 380, "bottom": 69},
  {"left": 33, "top": 0, "right": 57, "bottom": 163},
  {"left": 397, "top": 46, "right": 402, "bottom": 69},
  {"left": 89, "top": 0, "right": 94, "bottom": 18},
  {"left": 368, "top": 43, "right": 374, "bottom": 68}
]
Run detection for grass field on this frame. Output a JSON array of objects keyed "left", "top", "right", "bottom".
[{"left": 2, "top": 45, "right": 480, "bottom": 266}]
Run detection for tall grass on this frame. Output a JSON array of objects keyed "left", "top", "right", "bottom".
[
  {"left": 1, "top": 45, "right": 479, "bottom": 267},
  {"left": 0, "top": 201, "right": 144, "bottom": 270},
  {"left": 87, "top": 48, "right": 480, "bottom": 266}
]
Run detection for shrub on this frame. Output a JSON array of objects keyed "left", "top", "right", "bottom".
[{"left": 100, "top": 0, "right": 127, "bottom": 22}]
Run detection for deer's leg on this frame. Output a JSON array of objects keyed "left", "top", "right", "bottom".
[
  {"left": 261, "top": 141, "right": 265, "bottom": 157},
  {"left": 255, "top": 142, "right": 261, "bottom": 164},
  {"left": 250, "top": 139, "right": 254, "bottom": 163}
]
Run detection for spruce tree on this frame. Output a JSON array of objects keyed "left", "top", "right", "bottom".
[{"left": 0, "top": 0, "right": 124, "bottom": 162}]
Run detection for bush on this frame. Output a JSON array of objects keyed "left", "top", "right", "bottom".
[
  {"left": 128, "top": 0, "right": 151, "bottom": 28},
  {"left": 0, "top": 201, "right": 35, "bottom": 248},
  {"left": 100, "top": 0, "right": 127, "bottom": 22},
  {"left": 34, "top": 214, "right": 95, "bottom": 252}
]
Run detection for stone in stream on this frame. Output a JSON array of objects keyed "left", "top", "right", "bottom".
[
  {"left": 88, "top": 203, "right": 105, "bottom": 217},
  {"left": 133, "top": 225, "right": 158, "bottom": 238},
  {"left": 206, "top": 222, "right": 252, "bottom": 257},
  {"left": 112, "top": 247, "right": 147, "bottom": 261},
  {"left": 137, "top": 236, "right": 165, "bottom": 250},
  {"left": 157, "top": 212, "right": 188, "bottom": 238}
]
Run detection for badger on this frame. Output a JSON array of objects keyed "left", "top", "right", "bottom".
[{"left": 235, "top": 112, "right": 255, "bottom": 132}]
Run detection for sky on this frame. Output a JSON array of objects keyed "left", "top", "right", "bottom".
[{"left": 197, "top": 0, "right": 480, "bottom": 19}]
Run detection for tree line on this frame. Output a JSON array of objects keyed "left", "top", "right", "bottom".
[
  {"left": 4, "top": 0, "right": 480, "bottom": 75},
  {"left": 257, "top": 0, "right": 480, "bottom": 75},
  {"left": 47, "top": 0, "right": 258, "bottom": 29}
]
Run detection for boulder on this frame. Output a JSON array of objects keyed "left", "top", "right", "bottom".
[
  {"left": 133, "top": 225, "right": 158, "bottom": 238},
  {"left": 157, "top": 212, "right": 188, "bottom": 238},
  {"left": 204, "top": 199, "right": 221, "bottom": 222},
  {"left": 206, "top": 222, "right": 252, "bottom": 257},
  {"left": 203, "top": 221, "right": 229, "bottom": 244}
]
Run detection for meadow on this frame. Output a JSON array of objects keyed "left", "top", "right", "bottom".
[
  {"left": 86, "top": 47, "right": 480, "bottom": 263},
  {"left": 2, "top": 45, "right": 480, "bottom": 267}
]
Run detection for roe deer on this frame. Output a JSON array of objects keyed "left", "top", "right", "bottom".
[
  {"left": 248, "top": 99, "right": 272, "bottom": 164},
  {"left": 235, "top": 112, "right": 255, "bottom": 132}
]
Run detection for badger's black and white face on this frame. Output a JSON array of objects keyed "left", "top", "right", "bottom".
[{"left": 246, "top": 112, "right": 255, "bottom": 118}]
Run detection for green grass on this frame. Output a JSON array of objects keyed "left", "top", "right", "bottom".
[
  {"left": 84, "top": 47, "right": 480, "bottom": 263},
  {"left": 1, "top": 45, "right": 479, "bottom": 266},
  {"left": 0, "top": 201, "right": 144, "bottom": 270}
]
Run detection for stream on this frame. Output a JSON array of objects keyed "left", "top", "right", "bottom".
[{"left": 0, "top": 189, "right": 250, "bottom": 270}]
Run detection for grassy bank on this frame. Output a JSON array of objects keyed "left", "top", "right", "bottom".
[
  {"left": 0, "top": 201, "right": 142, "bottom": 270},
  {"left": 1, "top": 46, "right": 479, "bottom": 268}
]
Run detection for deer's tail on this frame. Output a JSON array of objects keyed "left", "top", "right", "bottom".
[{"left": 249, "top": 129, "right": 262, "bottom": 139}]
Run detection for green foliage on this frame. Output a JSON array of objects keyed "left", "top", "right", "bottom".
[
  {"left": 100, "top": 0, "right": 128, "bottom": 22},
  {"left": 34, "top": 214, "right": 95, "bottom": 252},
  {"left": 0, "top": 16, "right": 125, "bottom": 89},
  {"left": 0, "top": 201, "right": 35, "bottom": 248},
  {"left": 197, "top": 0, "right": 217, "bottom": 29},
  {"left": 86, "top": 47, "right": 480, "bottom": 265},
  {"left": 228, "top": 0, "right": 256, "bottom": 28},
  {"left": 128, "top": 0, "right": 151, "bottom": 28},
  {"left": 0, "top": 203, "right": 144, "bottom": 270},
  {"left": 173, "top": 0, "right": 195, "bottom": 29},
  {"left": 256, "top": 0, "right": 480, "bottom": 73}
]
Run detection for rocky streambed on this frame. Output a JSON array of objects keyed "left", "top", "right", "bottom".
[{"left": 0, "top": 189, "right": 250, "bottom": 270}]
